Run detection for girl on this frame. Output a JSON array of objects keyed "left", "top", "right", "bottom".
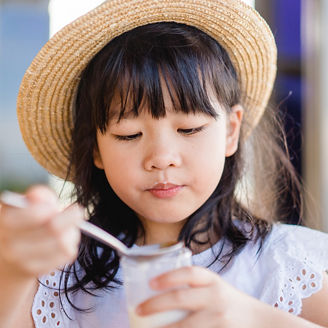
[{"left": 1, "top": 0, "right": 328, "bottom": 327}]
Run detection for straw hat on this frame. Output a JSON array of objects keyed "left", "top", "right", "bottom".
[{"left": 17, "top": 0, "right": 277, "bottom": 180}]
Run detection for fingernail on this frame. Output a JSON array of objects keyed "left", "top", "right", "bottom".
[{"left": 136, "top": 306, "right": 143, "bottom": 315}]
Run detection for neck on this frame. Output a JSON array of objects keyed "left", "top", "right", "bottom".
[
  {"left": 136, "top": 217, "right": 186, "bottom": 246},
  {"left": 136, "top": 215, "right": 221, "bottom": 254}
]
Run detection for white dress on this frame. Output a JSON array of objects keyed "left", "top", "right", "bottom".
[{"left": 31, "top": 223, "right": 328, "bottom": 327}]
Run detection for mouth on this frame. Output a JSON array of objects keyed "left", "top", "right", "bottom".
[{"left": 146, "top": 183, "right": 184, "bottom": 199}]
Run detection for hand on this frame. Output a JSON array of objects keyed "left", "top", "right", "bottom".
[
  {"left": 0, "top": 185, "right": 84, "bottom": 279},
  {"left": 136, "top": 265, "right": 262, "bottom": 328}
]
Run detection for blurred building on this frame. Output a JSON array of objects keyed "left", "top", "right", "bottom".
[
  {"left": 256, "top": 0, "right": 328, "bottom": 231},
  {"left": 256, "top": 0, "right": 303, "bottom": 225}
]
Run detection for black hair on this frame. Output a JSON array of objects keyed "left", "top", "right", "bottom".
[{"left": 60, "top": 22, "right": 302, "bottom": 313}]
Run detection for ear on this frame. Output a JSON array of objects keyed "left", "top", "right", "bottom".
[
  {"left": 225, "top": 104, "right": 244, "bottom": 157},
  {"left": 93, "top": 146, "right": 104, "bottom": 169}
]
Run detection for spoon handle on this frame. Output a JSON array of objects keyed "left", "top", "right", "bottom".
[
  {"left": 78, "top": 220, "right": 128, "bottom": 255},
  {"left": 0, "top": 190, "right": 129, "bottom": 256}
]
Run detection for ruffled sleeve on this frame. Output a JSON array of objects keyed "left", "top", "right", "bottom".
[
  {"left": 259, "top": 224, "right": 328, "bottom": 315},
  {"left": 32, "top": 269, "right": 78, "bottom": 328}
]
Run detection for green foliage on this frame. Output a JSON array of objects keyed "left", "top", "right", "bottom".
[{"left": 0, "top": 177, "right": 48, "bottom": 193}]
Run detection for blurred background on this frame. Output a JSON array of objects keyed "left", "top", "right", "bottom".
[{"left": 0, "top": 0, "right": 327, "bottom": 231}]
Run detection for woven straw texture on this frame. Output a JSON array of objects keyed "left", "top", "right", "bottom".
[{"left": 17, "top": 0, "right": 277, "bottom": 179}]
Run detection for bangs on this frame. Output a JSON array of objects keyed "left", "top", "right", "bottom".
[
  {"left": 78, "top": 22, "right": 240, "bottom": 133},
  {"left": 110, "top": 48, "right": 219, "bottom": 124}
]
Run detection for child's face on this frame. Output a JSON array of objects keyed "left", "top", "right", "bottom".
[{"left": 94, "top": 85, "right": 242, "bottom": 229}]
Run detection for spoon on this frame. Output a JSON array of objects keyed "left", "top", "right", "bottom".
[{"left": 0, "top": 190, "right": 183, "bottom": 258}]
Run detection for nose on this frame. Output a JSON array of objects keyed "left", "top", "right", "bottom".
[{"left": 143, "top": 139, "right": 182, "bottom": 171}]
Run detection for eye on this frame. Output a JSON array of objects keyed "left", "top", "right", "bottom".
[
  {"left": 178, "top": 125, "right": 206, "bottom": 135},
  {"left": 113, "top": 132, "right": 142, "bottom": 141}
]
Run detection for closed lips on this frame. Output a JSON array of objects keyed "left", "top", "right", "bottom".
[
  {"left": 147, "top": 183, "right": 184, "bottom": 198},
  {"left": 149, "top": 183, "right": 181, "bottom": 190}
]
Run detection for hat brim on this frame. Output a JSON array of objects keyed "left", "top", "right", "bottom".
[{"left": 17, "top": 0, "right": 277, "bottom": 180}]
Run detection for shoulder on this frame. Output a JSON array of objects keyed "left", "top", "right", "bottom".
[
  {"left": 262, "top": 223, "right": 328, "bottom": 277},
  {"left": 257, "top": 223, "right": 328, "bottom": 315},
  {"left": 265, "top": 223, "right": 328, "bottom": 248}
]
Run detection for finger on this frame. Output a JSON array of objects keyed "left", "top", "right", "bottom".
[
  {"left": 0, "top": 204, "right": 57, "bottom": 229},
  {"left": 17, "top": 249, "right": 79, "bottom": 277},
  {"left": 1, "top": 200, "right": 83, "bottom": 232},
  {"left": 0, "top": 206, "right": 82, "bottom": 240},
  {"left": 137, "top": 286, "right": 212, "bottom": 315},
  {"left": 1, "top": 227, "right": 80, "bottom": 277},
  {"left": 0, "top": 187, "right": 60, "bottom": 229},
  {"left": 45, "top": 204, "right": 85, "bottom": 233},
  {"left": 24, "top": 230, "right": 80, "bottom": 267},
  {"left": 25, "top": 185, "right": 58, "bottom": 206},
  {"left": 162, "top": 310, "right": 222, "bottom": 328},
  {"left": 0, "top": 220, "right": 80, "bottom": 267},
  {"left": 150, "top": 266, "right": 218, "bottom": 290},
  {"left": 2, "top": 225, "right": 80, "bottom": 261}
]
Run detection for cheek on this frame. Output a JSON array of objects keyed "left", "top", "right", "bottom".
[
  {"left": 190, "top": 133, "right": 227, "bottom": 194},
  {"left": 195, "top": 150, "right": 225, "bottom": 189},
  {"left": 98, "top": 146, "right": 138, "bottom": 197}
]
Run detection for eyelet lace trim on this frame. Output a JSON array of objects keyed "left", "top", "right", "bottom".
[
  {"left": 273, "top": 259, "right": 322, "bottom": 314},
  {"left": 261, "top": 225, "right": 328, "bottom": 315},
  {"left": 32, "top": 270, "right": 73, "bottom": 327}
]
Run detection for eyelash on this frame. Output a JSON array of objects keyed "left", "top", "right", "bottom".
[
  {"left": 114, "top": 133, "right": 142, "bottom": 141},
  {"left": 113, "top": 125, "right": 205, "bottom": 141},
  {"left": 178, "top": 126, "right": 205, "bottom": 135}
]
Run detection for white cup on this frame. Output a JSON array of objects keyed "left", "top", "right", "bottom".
[{"left": 121, "top": 245, "right": 192, "bottom": 328}]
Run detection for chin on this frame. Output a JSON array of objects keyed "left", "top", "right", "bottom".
[{"left": 136, "top": 209, "right": 191, "bottom": 224}]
